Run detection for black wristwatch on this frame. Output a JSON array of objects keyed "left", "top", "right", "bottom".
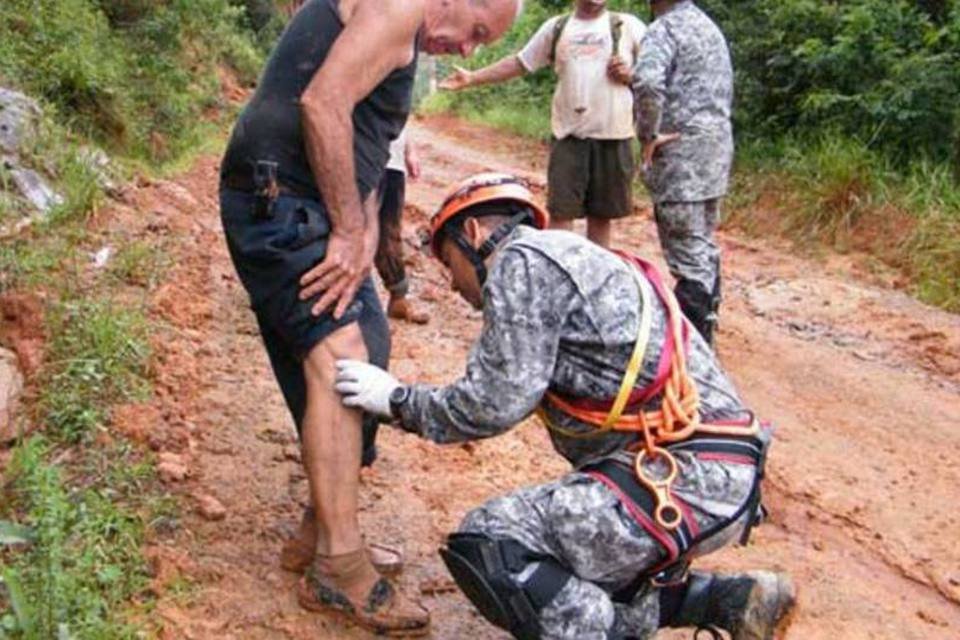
[{"left": 388, "top": 385, "right": 411, "bottom": 419}]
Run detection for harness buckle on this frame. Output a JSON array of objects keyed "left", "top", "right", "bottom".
[{"left": 634, "top": 447, "right": 683, "bottom": 531}]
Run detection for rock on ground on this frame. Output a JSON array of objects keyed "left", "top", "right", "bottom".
[{"left": 0, "top": 347, "right": 23, "bottom": 443}]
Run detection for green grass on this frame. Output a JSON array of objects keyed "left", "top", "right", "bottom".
[
  {"left": 731, "top": 135, "right": 960, "bottom": 311},
  {"left": 109, "top": 240, "right": 171, "bottom": 289},
  {"left": 0, "top": 437, "right": 158, "bottom": 639},
  {"left": 0, "top": 238, "right": 70, "bottom": 293},
  {"left": 0, "top": 222, "right": 161, "bottom": 640},
  {"left": 0, "top": 2, "right": 268, "bottom": 635},
  {"left": 0, "top": 0, "right": 264, "bottom": 164},
  {"left": 40, "top": 298, "right": 151, "bottom": 443}
]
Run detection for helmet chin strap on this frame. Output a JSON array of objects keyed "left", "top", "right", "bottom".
[{"left": 452, "top": 211, "right": 533, "bottom": 286}]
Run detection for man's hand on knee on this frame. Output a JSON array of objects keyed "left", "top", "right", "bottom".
[{"left": 334, "top": 360, "right": 400, "bottom": 418}]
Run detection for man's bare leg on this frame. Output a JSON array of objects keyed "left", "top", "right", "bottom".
[
  {"left": 298, "top": 323, "right": 429, "bottom": 634},
  {"left": 586, "top": 217, "right": 612, "bottom": 248},
  {"left": 301, "top": 323, "right": 379, "bottom": 597}
]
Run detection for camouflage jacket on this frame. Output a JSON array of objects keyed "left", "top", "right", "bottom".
[
  {"left": 632, "top": 1, "right": 733, "bottom": 203},
  {"left": 397, "top": 227, "right": 748, "bottom": 468}
]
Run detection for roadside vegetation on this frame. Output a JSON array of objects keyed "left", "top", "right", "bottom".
[
  {"left": 428, "top": 0, "right": 960, "bottom": 311},
  {"left": 0, "top": 1, "right": 270, "bottom": 636}
]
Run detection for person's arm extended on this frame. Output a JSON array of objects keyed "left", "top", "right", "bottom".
[
  {"left": 440, "top": 15, "right": 554, "bottom": 91},
  {"left": 398, "top": 248, "right": 575, "bottom": 443},
  {"left": 439, "top": 55, "right": 526, "bottom": 91},
  {"left": 298, "top": 0, "right": 420, "bottom": 319}
]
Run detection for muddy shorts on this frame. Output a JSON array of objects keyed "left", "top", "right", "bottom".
[
  {"left": 547, "top": 137, "right": 635, "bottom": 221},
  {"left": 220, "top": 187, "right": 389, "bottom": 464}
]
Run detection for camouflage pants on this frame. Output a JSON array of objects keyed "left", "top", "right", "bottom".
[
  {"left": 653, "top": 200, "right": 721, "bottom": 296},
  {"left": 458, "top": 451, "right": 757, "bottom": 640}
]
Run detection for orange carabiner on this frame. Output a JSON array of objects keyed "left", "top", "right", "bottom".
[{"left": 634, "top": 447, "right": 683, "bottom": 531}]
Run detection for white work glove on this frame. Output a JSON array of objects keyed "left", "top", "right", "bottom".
[{"left": 334, "top": 359, "right": 400, "bottom": 419}]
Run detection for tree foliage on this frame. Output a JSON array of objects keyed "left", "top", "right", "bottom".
[
  {"left": 699, "top": 0, "right": 960, "bottom": 167},
  {"left": 0, "top": 0, "right": 263, "bottom": 162}
]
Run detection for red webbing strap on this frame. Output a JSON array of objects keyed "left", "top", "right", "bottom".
[{"left": 554, "top": 252, "right": 687, "bottom": 413}]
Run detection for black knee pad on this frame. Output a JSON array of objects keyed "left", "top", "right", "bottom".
[{"left": 439, "top": 533, "right": 571, "bottom": 640}]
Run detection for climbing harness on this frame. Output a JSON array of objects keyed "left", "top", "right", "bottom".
[{"left": 537, "top": 253, "right": 761, "bottom": 532}]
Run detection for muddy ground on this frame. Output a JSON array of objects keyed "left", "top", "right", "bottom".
[{"left": 101, "top": 115, "right": 960, "bottom": 639}]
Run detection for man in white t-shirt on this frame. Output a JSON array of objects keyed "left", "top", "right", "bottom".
[{"left": 441, "top": 0, "right": 646, "bottom": 248}]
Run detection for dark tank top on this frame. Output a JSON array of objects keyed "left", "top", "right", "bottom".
[{"left": 220, "top": 0, "right": 417, "bottom": 200}]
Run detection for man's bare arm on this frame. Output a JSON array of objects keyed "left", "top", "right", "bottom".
[
  {"left": 298, "top": 0, "right": 421, "bottom": 318},
  {"left": 440, "top": 55, "right": 526, "bottom": 91}
]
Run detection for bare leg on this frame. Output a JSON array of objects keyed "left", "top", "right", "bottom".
[
  {"left": 301, "top": 324, "right": 378, "bottom": 595},
  {"left": 298, "top": 323, "right": 430, "bottom": 631},
  {"left": 586, "top": 217, "right": 612, "bottom": 248}
]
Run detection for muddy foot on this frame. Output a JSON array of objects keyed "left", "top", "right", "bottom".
[
  {"left": 298, "top": 563, "right": 429, "bottom": 637},
  {"left": 280, "top": 508, "right": 404, "bottom": 576}
]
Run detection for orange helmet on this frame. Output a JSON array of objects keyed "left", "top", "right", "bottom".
[{"left": 429, "top": 172, "right": 549, "bottom": 258}]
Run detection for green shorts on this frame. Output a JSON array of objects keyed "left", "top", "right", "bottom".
[{"left": 547, "top": 137, "right": 635, "bottom": 221}]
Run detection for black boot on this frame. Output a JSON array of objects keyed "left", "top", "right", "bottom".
[
  {"left": 663, "top": 571, "right": 796, "bottom": 640},
  {"left": 674, "top": 280, "right": 716, "bottom": 347}
]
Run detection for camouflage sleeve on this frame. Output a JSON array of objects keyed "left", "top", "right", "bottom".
[
  {"left": 631, "top": 22, "right": 675, "bottom": 142},
  {"left": 397, "top": 247, "right": 574, "bottom": 444}
]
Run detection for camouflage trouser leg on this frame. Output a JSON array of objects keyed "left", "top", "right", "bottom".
[
  {"left": 654, "top": 200, "right": 722, "bottom": 341},
  {"left": 457, "top": 452, "right": 757, "bottom": 640}
]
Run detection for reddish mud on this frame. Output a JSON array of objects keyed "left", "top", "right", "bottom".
[{"left": 98, "top": 115, "right": 958, "bottom": 639}]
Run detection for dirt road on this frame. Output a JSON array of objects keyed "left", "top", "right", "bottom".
[{"left": 123, "top": 115, "right": 960, "bottom": 639}]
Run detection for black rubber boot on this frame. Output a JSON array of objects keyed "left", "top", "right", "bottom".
[
  {"left": 664, "top": 571, "right": 796, "bottom": 640},
  {"left": 674, "top": 280, "right": 716, "bottom": 347}
]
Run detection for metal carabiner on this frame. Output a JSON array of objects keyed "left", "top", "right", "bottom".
[{"left": 634, "top": 447, "right": 683, "bottom": 531}]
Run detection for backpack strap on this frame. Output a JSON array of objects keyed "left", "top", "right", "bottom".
[
  {"left": 550, "top": 12, "right": 626, "bottom": 65},
  {"left": 609, "top": 12, "right": 624, "bottom": 58},
  {"left": 548, "top": 13, "right": 571, "bottom": 66}
]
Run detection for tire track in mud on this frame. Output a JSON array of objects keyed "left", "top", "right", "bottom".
[{"left": 119, "top": 116, "right": 960, "bottom": 639}]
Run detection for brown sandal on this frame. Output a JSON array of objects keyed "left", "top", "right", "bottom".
[
  {"left": 298, "top": 555, "right": 430, "bottom": 637},
  {"left": 280, "top": 508, "right": 405, "bottom": 576}
]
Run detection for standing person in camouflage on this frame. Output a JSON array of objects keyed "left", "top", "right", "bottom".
[
  {"left": 334, "top": 173, "right": 796, "bottom": 639},
  {"left": 632, "top": 0, "right": 733, "bottom": 347}
]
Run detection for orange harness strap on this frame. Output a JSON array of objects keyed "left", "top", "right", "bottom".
[{"left": 538, "top": 257, "right": 757, "bottom": 529}]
